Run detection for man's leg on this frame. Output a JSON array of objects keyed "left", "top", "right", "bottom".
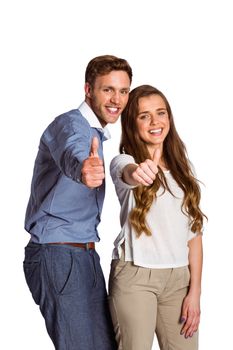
[
  {"left": 90, "top": 250, "right": 117, "bottom": 349},
  {"left": 23, "top": 242, "right": 116, "bottom": 350}
]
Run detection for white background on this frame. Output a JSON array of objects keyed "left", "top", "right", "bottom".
[{"left": 1, "top": 0, "right": 232, "bottom": 349}]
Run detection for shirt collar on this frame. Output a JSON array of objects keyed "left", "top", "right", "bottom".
[{"left": 78, "top": 101, "right": 111, "bottom": 140}]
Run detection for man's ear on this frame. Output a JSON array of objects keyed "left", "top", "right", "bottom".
[{"left": 84, "top": 82, "right": 92, "bottom": 98}]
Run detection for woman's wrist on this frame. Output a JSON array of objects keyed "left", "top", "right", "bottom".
[{"left": 188, "top": 285, "right": 201, "bottom": 296}]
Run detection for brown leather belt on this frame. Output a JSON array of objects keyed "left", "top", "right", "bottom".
[{"left": 48, "top": 242, "right": 95, "bottom": 250}]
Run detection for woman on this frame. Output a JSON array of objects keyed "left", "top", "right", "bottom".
[{"left": 108, "top": 85, "right": 206, "bottom": 350}]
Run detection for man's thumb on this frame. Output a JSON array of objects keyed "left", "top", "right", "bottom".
[{"left": 90, "top": 137, "right": 99, "bottom": 158}]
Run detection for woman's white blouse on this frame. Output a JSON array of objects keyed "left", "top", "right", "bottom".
[{"left": 110, "top": 154, "right": 197, "bottom": 268}]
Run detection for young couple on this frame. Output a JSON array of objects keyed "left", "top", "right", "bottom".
[{"left": 24, "top": 55, "right": 205, "bottom": 350}]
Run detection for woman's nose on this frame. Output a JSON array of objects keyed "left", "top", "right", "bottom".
[{"left": 150, "top": 114, "right": 158, "bottom": 125}]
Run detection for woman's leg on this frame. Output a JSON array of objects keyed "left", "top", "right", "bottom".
[
  {"left": 156, "top": 267, "right": 198, "bottom": 350},
  {"left": 109, "top": 260, "right": 157, "bottom": 350}
]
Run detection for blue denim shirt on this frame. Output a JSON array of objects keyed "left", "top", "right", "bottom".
[{"left": 25, "top": 102, "right": 110, "bottom": 243}]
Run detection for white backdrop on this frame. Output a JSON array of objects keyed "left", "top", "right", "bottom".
[{"left": 1, "top": 0, "right": 232, "bottom": 349}]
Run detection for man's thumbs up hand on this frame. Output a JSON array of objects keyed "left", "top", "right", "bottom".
[
  {"left": 81, "top": 137, "right": 105, "bottom": 188},
  {"left": 89, "top": 136, "right": 100, "bottom": 158}
]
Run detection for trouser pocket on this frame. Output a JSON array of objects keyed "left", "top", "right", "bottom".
[
  {"left": 44, "top": 246, "right": 77, "bottom": 295},
  {"left": 23, "top": 243, "right": 42, "bottom": 305}
]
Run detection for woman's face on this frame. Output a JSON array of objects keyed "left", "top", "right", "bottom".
[{"left": 136, "top": 94, "right": 170, "bottom": 155}]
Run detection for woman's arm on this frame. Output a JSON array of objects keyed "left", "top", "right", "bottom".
[
  {"left": 122, "top": 149, "right": 161, "bottom": 186},
  {"left": 122, "top": 164, "right": 141, "bottom": 186},
  {"left": 122, "top": 157, "right": 159, "bottom": 187},
  {"left": 180, "top": 234, "right": 203, "bottom": 338},
  {"left": 110, "top": 150, "right": 161, "bottom": 188}
]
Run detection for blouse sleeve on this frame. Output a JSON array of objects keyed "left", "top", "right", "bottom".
[
  {"left": 110, "top": 154, "right": 137, "bottom": 189},
  {"left": 110, "top": 154, "right": 137, "bottom": 206}
]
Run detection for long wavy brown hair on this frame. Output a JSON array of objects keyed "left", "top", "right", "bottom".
[{"left": 120, "top": 85, "right": 206, "bottom": 237}]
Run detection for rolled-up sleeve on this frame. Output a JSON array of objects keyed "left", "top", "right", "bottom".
[{"left": 110, "top": 154, "right": 137, "bottom": 189}]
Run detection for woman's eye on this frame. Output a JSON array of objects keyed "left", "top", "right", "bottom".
[
  {"left": 158, "top": 111, "right": 167, "bottom": 117},
  {"left": 138, "top": 114, "right": 150, "bottom": 121}
]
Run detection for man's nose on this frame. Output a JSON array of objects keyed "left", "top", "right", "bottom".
[{"left": 110, "top": 91, "right": 120, "bottom": 104}]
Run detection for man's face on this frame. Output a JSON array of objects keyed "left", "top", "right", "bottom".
[{"left": 85, "top": 70, "right": 131, "bottom": 127}]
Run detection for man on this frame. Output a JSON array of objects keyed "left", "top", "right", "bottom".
[{"left": 23, "top": 55, "right": 132, "bottom": 350}]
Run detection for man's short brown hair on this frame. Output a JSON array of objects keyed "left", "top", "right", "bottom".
[{"left": 85, "top": 55, "right": 132, "bottom": 87}]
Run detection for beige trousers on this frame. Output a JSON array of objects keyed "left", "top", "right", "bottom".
[{"left": 108, "top": 259, "right": 198, "bottom": 350}]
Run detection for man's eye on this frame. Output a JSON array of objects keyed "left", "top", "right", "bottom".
[{"left": 121, "top": 90, "right": 129, "bottom": 95}]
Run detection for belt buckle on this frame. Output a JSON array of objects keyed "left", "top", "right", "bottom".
[{"left": 85, "top": 242, "right": 91, "bottom": 250}]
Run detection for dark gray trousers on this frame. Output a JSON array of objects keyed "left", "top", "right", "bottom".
[{"left": 23, "top": 242, "right": 116, "bottom": 350}]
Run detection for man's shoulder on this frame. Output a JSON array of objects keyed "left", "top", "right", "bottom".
[
  {"left": 45, "top": 108, "right": 91, "bottom": 134},
  {"left": 56, "top": 108, "right": 91, "bottom": 127},
  {"left": 40, "top": 109, "right": 93, "bottom": 144}
]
